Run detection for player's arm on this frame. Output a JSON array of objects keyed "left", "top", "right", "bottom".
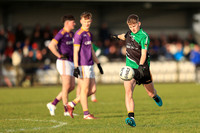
[
  {"left": 138, "top": 37, "right": 150, "bottom": 78},
  {"left": 112, "top": 33, "right": 126, "bottom": 41},
  {"left": 118, "top": 33, "right": 126, "bottom": 40},
  {"left": 73, "top": 44, "right": 80, "bottom": 78},
  {"left": 74, "top": 44, "right": 80, "bottom": 68},
  {"left": 73, "top": 33, "right": 82, "bottom": 78},
  {"left": 48, "top": 39, "right": 62, "bottom": 58},
  {"left": 139, "top": 49, "right": 147, "bottom": 65},
  {"left": 91, "top": 44, "right": 104, "bottom": 74},
  {"left": 91, "top": 44, "right": 99, "bottom": 64}
]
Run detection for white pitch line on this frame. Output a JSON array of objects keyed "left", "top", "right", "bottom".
[{"left": 2, "top": 119, "right": 67, "bottom": 133}]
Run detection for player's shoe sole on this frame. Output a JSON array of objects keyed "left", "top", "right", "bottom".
[
  {"left": 154, "top": 95, "right": 163, "bottom": 107},
  {"left": 47, "top": 103, "right": 56, "bottom": 116},
  {"left": 84, "top": 114, "right": 97, "bottom": 119},
  {"left": 64, "top": 112, "right": 78, "bottom": 116},
  {"left": 125, "top": 117, "right": 136, "bottom": 127},
  {"left": 66, "top": 104, "right": 74, "bottom": 118},
  {"left": 91, "top": 99, "right": 98, "bottom": 102}
]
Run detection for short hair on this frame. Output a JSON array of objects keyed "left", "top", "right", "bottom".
[
  {"left": 127, "top": 14, "right": 139, "bottom": 24},
  {"left": 80, "top": 12, "right": 92, "bottom": 20},
  {"left": 62, "top": 15, "right": 75, "bottom": 23}
]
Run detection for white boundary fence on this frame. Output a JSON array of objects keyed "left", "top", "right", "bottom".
[
  {"left": 36, "top": 61, "right": 197, "bottom": 84},
  {"left": 1, "top": 61, "right": 198, "bottom": 86}
]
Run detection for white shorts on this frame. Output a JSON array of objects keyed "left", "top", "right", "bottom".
[
  {"left": 56, "top": 59, "right": 74, "bottom": 76},
  {"left": 79, "top": 65, "right": 95, "bottom": 79}
]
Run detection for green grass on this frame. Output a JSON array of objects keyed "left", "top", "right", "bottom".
[{"left": 0, "top": 83, "right": 200, "bottom": 133}]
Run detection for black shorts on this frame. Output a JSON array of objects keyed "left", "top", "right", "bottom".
[{"left": 134, "top": 68, "right": 152, "bottom": 85}]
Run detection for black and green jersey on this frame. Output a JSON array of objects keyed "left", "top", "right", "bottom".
[{"left": 125, "top": 28, "right": 150, "bottom": 69}]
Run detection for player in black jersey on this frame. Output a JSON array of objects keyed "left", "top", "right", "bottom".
[{"left": 113, "top": 14, "right": 163, "bottom": 127}]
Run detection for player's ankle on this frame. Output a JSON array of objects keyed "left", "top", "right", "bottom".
[
  {"left": 128, "top": 112, "right": 134, "bottom": 118},
  {"left": 153, "top": 95, "right": 159, "bottom": 102},
  {"left": 83, "top": 110, "right": 90, "bottom": 116},
  {"left": 68, "top": 102, "right": 75, "bottom": 108}
]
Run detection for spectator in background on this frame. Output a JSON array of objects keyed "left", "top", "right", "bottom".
[
  {"left": 32, "top": 23, "right": 43, "bottom": 39},
  {"left": 190, "top": 44, "right": 200, "bottom": 65},
  {"left": 183, "top": 40, "right": 191, "bottom": 60},
  {"left": 31, "top": 31, "right": 43, "bottom": 50},
  {"left": 99, "top": 22, "right": 110, "bottom": 43},
  {"left": 7, "top": 26, "right": 15, "bottom": 44},
  {"left": 187, "top": 33, "right": 197, "bottom": 44},
  {"left": 0, "top": 26, "right": 7, "bottom": 55},
  {"left": 174, "top": 42, "right": 184, "bottom": 61},
  {"left": 4, "top": 41, "right": 14, "bottom": 63},
  {"left": 190, "top": 44, "right": 200, "bottom": 83},
  {"left": 15, "top": 23, "right": 26, "bottom": 43}
]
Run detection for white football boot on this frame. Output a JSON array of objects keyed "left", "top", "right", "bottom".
[
  {"left": 47, "top": 102, "right": 56, "bottom": 116},
  {"left": 64, "top": 111, "right": 78, "bottom": 117}
]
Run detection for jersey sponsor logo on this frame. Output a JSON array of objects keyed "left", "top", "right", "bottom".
[
  {"left": 126, "top": 43, "right": 139, "bottom": 50},
  {"left": 66, "top": 41, "right": 73, "bottom": 45},
  {"left": 85, "top": 41, "right": 91, "bottom": 45},
  {"left": 83, "top": 34, "right": 87, "bottom": 37},
  {"left": 66, "top": 34, "right": 69, "bottom": 37}
]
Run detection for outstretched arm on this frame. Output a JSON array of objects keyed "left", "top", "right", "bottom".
[
  {"left": 112, "top": 33, "right": 126, "bottom": 41},
  {"left": 118, "top": 33, "right": 126, "bottom": 40}
]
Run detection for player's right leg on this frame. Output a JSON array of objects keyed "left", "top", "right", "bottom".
[
  {"left": 61, "top": 75, "right": 74, "bottom": 118},
  {"left": 56, "top": 59, "right": 75, "bottom": 118},
  {"left": 124, "top": 78, "right": 136, "bottom": 127}
]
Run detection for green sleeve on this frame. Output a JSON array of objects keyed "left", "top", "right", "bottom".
[
  {"left": 92, "top": 44, "right": 99, "bottom": 52},
  {"left": 141, "top": 36, "right": 150, "bottom": 50}
]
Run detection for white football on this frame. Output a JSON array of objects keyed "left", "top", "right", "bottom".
[{"left": 119, "top": 66, "right": 134, "bottom": 81}]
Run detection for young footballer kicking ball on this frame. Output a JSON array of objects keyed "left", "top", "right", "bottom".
[
  {"left": 113, "top": 14, "right": 163, "bottom": 127},
  {"left": 47, "top": 15, "right": 76, "bottom": 118},
  {"left": 73, "top": 12, "right": 103, "bottom": 119}
]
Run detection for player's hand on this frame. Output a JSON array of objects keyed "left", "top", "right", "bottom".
[
  {"left": 137, "top": 65, "right": 148, "bottom": 78},
  {"left": 97, "top": 63, "right": 104, "bottom": 74},
  {"left": 73, "top": 67, "right": 80, "bottom": 78},
  {"left": 60, "top": 54, "right": 69, "bottom": 60},
  {"left": 133, "top": 69, "right": 142, "bottom": 85},
  {"left": 111, "top": 35, "right": 120, "bottom": 40}
]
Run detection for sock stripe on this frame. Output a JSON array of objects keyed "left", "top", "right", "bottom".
[
  {"left": 128, "top": 111, "right": 134, "bottom": 113},
  {"left": 73, "top": 100, "right": 78, "bottom": 104}
]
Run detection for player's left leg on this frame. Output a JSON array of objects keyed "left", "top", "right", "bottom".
[{"left": 143, "top": 82, "right": 163, "bottom": 107}]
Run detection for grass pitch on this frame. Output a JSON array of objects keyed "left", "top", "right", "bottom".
[{"left": 0, "top": 83, "right": 200, "bottom": 133}]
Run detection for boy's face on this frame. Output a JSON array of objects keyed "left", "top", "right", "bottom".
[
  {"left": 65, "top": 20, "right": 76, "bottom": 30},
  {"left": 128, "top": 22, "right": 141, "bottom": 34},
  {"left": 80, "top": 17, "right": 92, "bottom": 29}
]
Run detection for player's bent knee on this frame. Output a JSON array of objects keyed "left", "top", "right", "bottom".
[{"left": 91, "top": 88, "right": 96, "bottom": 94}]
